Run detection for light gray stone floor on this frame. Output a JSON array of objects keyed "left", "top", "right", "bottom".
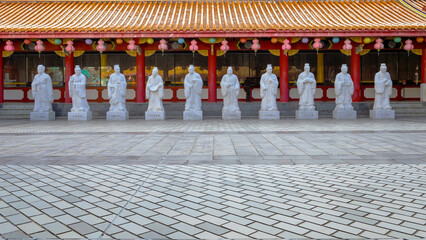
[{"left": 0, "top": 118, "right": 425, "bottom": 239}]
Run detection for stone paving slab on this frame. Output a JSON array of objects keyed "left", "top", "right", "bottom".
[{"left": 0, "top": 164, "right": 425, "bottom": 239}]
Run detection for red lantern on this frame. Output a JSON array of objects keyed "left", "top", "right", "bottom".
[
  {"left": 65, "top": 40, "right": 75, "bottom": 53},
  {"left": 4, "top": 40, "right": 14, "bottom": 51},
  {"left": 96, "top": 40, "right": 106, "bottom": 53},
  {"left": 342, "top": 39, "right": 353, "bottom": 55},
  {"left": 281, "top": 39, "right": 291, "bottom": 55},
  {"left": 24, "top": 39, "right": 31, "bottom": 45},
  {"left": 240, "top": 38, "right": 247, "bottom": 44}
]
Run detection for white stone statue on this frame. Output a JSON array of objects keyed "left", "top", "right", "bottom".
[
  {"left": 184, "top": 65, "right": 203, "bottom": 112},
  {"left": 221, "top": 67, "right": 240, "bottom": 112},
  {"left": 297, "top": 63, "right": 316, "bottom": 111},
  {"left": 108, "top": 65, "right": 127, "bottom": 112},
  {"left": 69, "top": 65, "right": 90, "bottom": 112},
  {"left": 146, "top": 67, "right": 164, "bottom": 112},
  {"left": 373, "top": 63, "right": 392, "bottom": 110},
  {"left": 260, "top": 64, "right": 278, "bottom": 111},
  {"left": 32, "top": 65, "right": 53, "bottom": 112},
  {"left": 334, "top": 64, "right": 354, "bottom": 111}
]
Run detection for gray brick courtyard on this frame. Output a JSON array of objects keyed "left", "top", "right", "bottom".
[{"left": 0, "top": 118, "right": 425, "bottom": 239}]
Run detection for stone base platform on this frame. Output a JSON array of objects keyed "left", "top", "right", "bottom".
[
  {"left": 68, "top": 111, "right": 92, "bottom": 121},
  {"left": 145, "top": 111, "right": 165, "bottom": 120},
  {"left": 222, "top": 111, "right": 241, "bottom": 120},
  {"left": 259, "top": 111, "right": 280, "bottom": 120},
  {"left": 333, "top": 110, "right": 357, "bottom": 120},
  {"left": 107, "top": 111, "right": 129, "bottom": 121},
  {"left": 296, "top": 110, "right": 318, "bottom": 120},
  {"left": 183, "top": 111, "right": 203, "bottom": 120},
  {"left": 370, "top": 110, "right": 395, "bottom": 119},
  {"left": 30, "top": 111, "right": 55, "bottom": 121}
]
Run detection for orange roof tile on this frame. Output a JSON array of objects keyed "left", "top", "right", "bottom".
[{"left": 0, "top": 0, "right": 424, "bottom": 37}]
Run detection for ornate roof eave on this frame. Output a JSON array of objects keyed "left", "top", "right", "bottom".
[{"left": 0, "top": 29, "right": 424, "bottom": 39}]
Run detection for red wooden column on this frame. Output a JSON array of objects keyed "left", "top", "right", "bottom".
[
  {"left": 279, "top": 50, "right": 289, "bottom": 102},
  {"left": 64, "top": 53, "right": 74, "bottom": 103},
  {"left": 208, "top": 46, "right": 217, "bottom": 102},
  {"left": 0, "top": 51, "right": 3, "bottom": 104},
  {"left": 422, "top": 48, "right": 426, "bottom": 84},
  {"left": 351, "top": 47, "right": 361, "bottom": 102},
  {"left": 136, "top": 49, "right": 146, "bottom": 102}
]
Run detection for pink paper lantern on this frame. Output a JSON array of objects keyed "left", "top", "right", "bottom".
[
  {"left": 312, "top": 38, "right": 323, "bottom": 49},
  {"left": 34, "top": 40, "right": 45, "bottom": 53},
  {"left": 158, "top": 39, "right": 168, "bottom": 52},
  {"left": 343, "top": 39, "right": 353, "bottom": 51},
  {"left": 220, "top": 40, "right": 229, "bottom": 52},
  {"left": 96, "top": 40, "right": 106, "bottom": 53},
  {"left": 281, "top": 39, "right": 291, "bottom": 53},
  {"left": 65, "top": 40, "right": 75, "bottom": 53},
  {"left": 251, "top": 39, "right": 260, "bottom": 52},
  {"left": 127, "top": 39, "right": 137, "bottom": 51},
  {"left": 403, "top": 39, "right": 414, "bottom": 51},
  {"left": 4, "top": 40, "right": 14, "bottom": 51},
  {"left": 374, "top": 38, "right": 384, "bottom": 51},
  {"left": 189, "top": 40, "right": 198, "bottom": 52}
]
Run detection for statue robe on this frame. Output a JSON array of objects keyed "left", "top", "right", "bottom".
[
  {"left": 146, "top": 74, "right": 164, "bottom": 112},
  {"left": 108, "top": 73, "right": 127, "bottom": 112},
  {"left": 220, "top": 74, "right": 240, "bottom": 112},
  {"left": 31, "top": 73, "right": 53, "bottom": 112},
  {"left": 334, "top": 72, "right": 354, "bottom": 111},
  {"left": 373, "top": 72, "right": 392, "bottom": 110},
  {"left": 184, "top": 72, "right": 203, "bottom": 111},
  {"left": 260, "top": 72, "right": 278, "bottom": 111},
  {"left": 69, "top": 74, "right": 90, "bottom": 112},
  {"left": 297, "top": 72, "right": 316, "bottom": 111}
]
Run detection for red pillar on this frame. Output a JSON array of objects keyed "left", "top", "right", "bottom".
[
  {"left": 208, "top": 46, "right": 217, "bottom": 102},
  {"left": 351, "top": 47, "right": 361, "bottom": 102},
  {"left": 279, "top": 50, "right": 289, "bottom": 102},
  {"left": 422, "top": 48, "right": 426, "bottom": 84},
  {"left": 0, "top": 51, "right": 3, "bottom": 104},
  {"left": 64, "top": 53, "right": 74, "bottom": 103},
  {"left": 136, "top": 49, "right": 146, "bottom": 102}
]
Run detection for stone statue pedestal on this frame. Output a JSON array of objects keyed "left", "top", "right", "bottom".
[
  {"left": 184, "top": 111, "right": 203, "bottom": 121},
  {"left": 333, "top": 110, "right": 356, "bottom": 120},
  {"left": 145, "top": 111, "right": 165, "bottom": 120},
  {"left": 30, "top": 111, "right": 55, "bottom": 121},
  {"left": 259, "top": 111, "right": 280, "bottom": 120},
  {"left": 296, "top": 110, "right": 318, "bottom": 120},
  {"left": 107, "top": 111, "right": 129, "bottom": 121},
  {"left": 370, "top": 110, "right": 395, "bottom": 119},
  {"left": 68, "top": 111, "right": 92, "bottom": 121},
  {"left": 222, "top": 111, "right": 241, "bottom": 120}
]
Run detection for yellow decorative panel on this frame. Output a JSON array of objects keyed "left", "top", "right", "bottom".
[
  {"left": 145, "top": 50, "right": 156, "bottom": 57},
  {"left": 412, "top": 49, "right": 422, "bottom": 56},
  {"left": 2, "top": 51, "right": 13, "bottom": 57}
]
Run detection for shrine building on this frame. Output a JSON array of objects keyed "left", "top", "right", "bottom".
[{"left": 0, "top": 0, "right": 425, "bottom": 108}]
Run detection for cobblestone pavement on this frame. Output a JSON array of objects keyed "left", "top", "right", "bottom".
[
  {"left": 0, "top": 164, "right": 425, "bottom": 239},
  {"left": 0, "top": 118, "right": 426, "bottom": 239}
]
